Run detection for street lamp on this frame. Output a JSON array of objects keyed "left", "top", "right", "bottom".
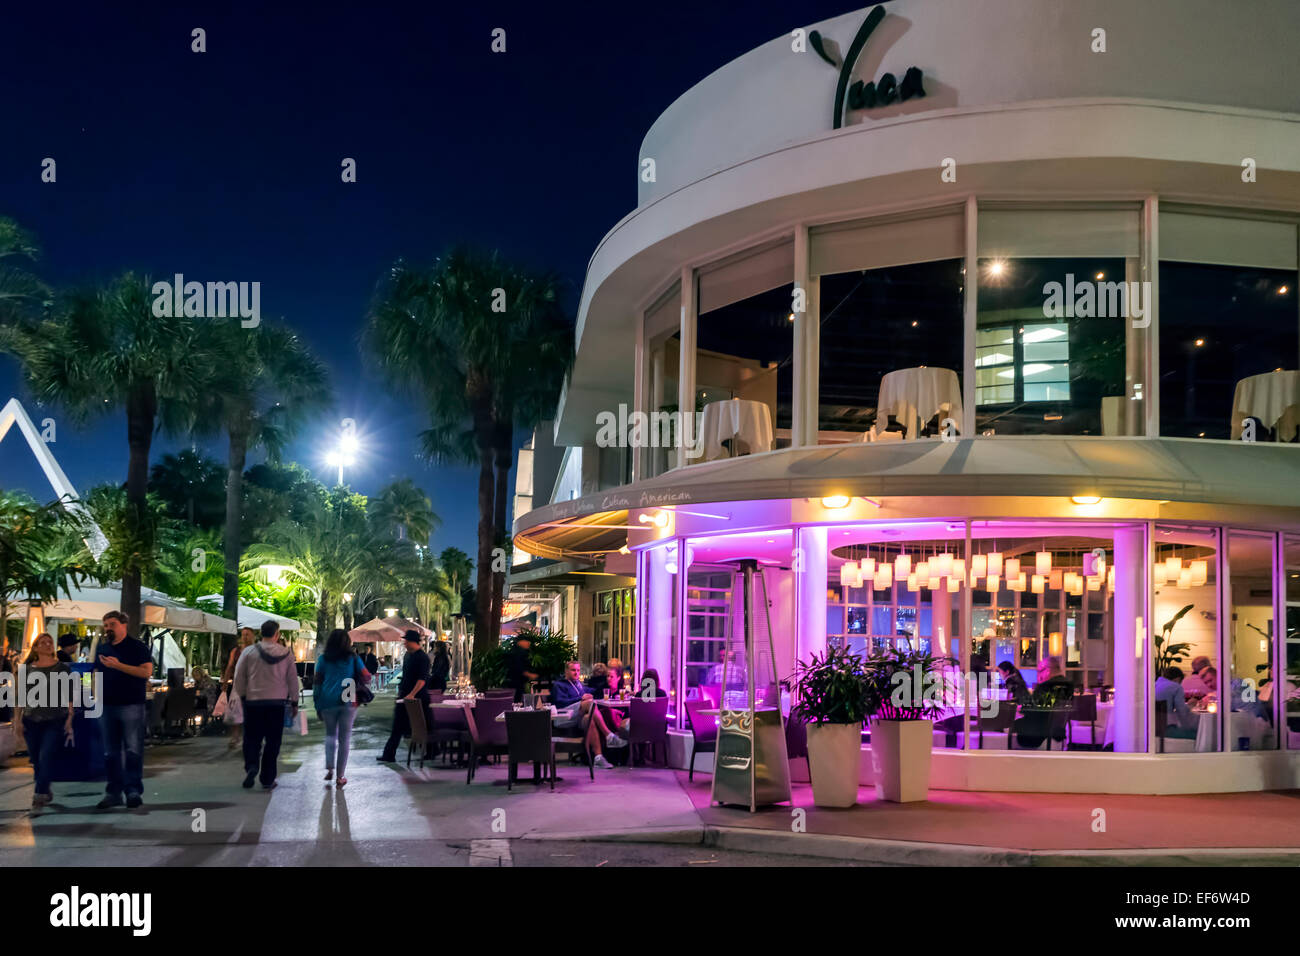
[{"left": 325, "top": 428, "right": 359, "bottom": 486}]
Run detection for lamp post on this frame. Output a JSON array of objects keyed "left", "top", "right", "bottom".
[{"left": 325, "top": 429, "right": 359, "bottom": 486}]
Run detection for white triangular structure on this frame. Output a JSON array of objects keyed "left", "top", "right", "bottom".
[{"left": 0, "top": 397, "right": 109, "bottom": 558}]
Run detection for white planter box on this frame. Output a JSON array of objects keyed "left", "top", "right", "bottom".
[
  {"left": 806, "top": 721, "right": 863, "bottom": 807},
  {"left": 870, "top": 718, "right": 934, "bottom": 802}
]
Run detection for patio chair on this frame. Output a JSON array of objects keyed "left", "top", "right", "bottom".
[
  {"left": 685, "top": 699, "right": 718, "bottom": 781},
  {"left": 466, "top": 697, "right": 513, "bottom": 783},
  {"left": 404, "top": 699, "right": 430, "bottom": 769},
  {"left": 505, "top": 709, "right": 556, "bottom": 791},
  {"left": 552, "top": 705, "right": 595, "bottom": 782},
  {"left": 977, "top": 700, "right": 1017, "bottom": 750},
  {"left": 430, "top": 703, "right": 472, "bottom": 765},
  {"left": 161, "top": 691, "right": 198, "bottom": 738},
  {"left": 1067, "top": 693, "right": 1097, "bottom": 750},
  {"left": 627, "top": 696, "right": 670, "bottom": 766}
]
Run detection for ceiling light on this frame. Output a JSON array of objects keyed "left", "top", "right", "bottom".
[
  {"left": 1070, "top": 495, "right": 1102, "bottom": 505},
  {"left": 821, "top": 495, "right": 850, "bottom": 509}
]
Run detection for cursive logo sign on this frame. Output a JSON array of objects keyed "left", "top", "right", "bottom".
[{"left": 810, "top": 5, "right": 925, "bottom": 129}]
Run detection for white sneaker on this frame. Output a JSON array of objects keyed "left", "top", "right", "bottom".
[
  {"left": 606, "top": 732, "right": 628, "bottom": 749},
  {"left": 593, "top": 754, "right": 614, "bottom": 769}
]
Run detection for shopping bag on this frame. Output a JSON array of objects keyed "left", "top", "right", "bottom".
[
  {"left": 212, "top": 690, "right": 228, "bottom": 719},
  {"left": 226, "top": 692, "right": 244, "bottom": 725},
  {"left": 296, "top": 709, "right": 309, "bottom": 736}
]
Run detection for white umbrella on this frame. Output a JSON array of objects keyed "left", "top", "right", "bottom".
[
  {"left": 349, "top": 618, "right": 405, "bottom": 643},
  {"left": 196, "top": 596, "right": 300, "bottom": 633},
  {"left": 32, "top": 581, "right": 237, "bottom": 634}
]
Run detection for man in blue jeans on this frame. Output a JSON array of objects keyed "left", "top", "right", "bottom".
[{"left": 94, "top": 610, "right": 154, "bottom": 809}]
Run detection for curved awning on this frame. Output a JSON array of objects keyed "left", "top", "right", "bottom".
[{"left": 514, "top": 437, "right": 1300, "bottom": 558}]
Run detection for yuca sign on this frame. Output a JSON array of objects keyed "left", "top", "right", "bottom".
[{"left": 807, "top": 5, "right": 925, "bottom": 129}]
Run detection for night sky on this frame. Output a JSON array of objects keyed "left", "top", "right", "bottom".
[{"left": 0, "top": 0, "right": 858, "bottom": 556}]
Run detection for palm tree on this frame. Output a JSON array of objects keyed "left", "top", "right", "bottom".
[
  {"left": 369, "top": 478, "right": 439, "bottom": 545},
  {"left": 189, "top": 320, "right": 330, "bottom": 626},
  {"left": 366, "top": 249, "right": 571, "bottom": 660},
  {"left": 150, "top": 449, "right": 225, "bottom": 527},
  {"left": 0, "top": 217, "right": 51, "bottom": 322},
  {"left": 0, "top": 491, "right": 93, "bottom": 647},
  {"left": 0, "top": 274, "right": 213, "bottom": 631}
]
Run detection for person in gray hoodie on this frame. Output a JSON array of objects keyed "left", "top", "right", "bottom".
[{"left": 233, "top": 620, "right": 301, "bottom": 790}]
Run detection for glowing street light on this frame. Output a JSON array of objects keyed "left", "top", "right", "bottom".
[{"left": 325, "top": 423, "right": 360, "bottom": 486}]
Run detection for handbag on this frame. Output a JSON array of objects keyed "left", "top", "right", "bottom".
[
  {"left": 226, "top": 691, "right": 244, "bottom": 725},
  {"left": 354, "top": 658, "right": 374, "bottom": 705},
  {"left": 212, "top": 690, "right": 229, "bottom": 719},
  {"left": 296, "top": 708, "right": 309, "bottom": 735}
]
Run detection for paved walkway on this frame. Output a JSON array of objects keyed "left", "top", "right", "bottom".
[{"left": 4, "top": 696, "right": 1300, "bottom": 865}]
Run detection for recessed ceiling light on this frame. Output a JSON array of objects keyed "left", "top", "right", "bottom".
[
  {"left": 821, "top": 495, "right": 850, "bottom": 509},
  {"left": 1071, "top": 495, "right": 1102, "bottom": 505}
]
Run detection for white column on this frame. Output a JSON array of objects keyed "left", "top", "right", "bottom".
[
  {"left": 795, "top": 526, "right": 828, "bottom": 663},
  {"left": 792, "top": 225, "right": 818, "bottom": 446},
  {"left": 632, "top": 309, "right": 647, "bottom": 480},
  {"left": 1142, "top": 196, "right": 1160, "bottom": 437},
  {"left": 677, "top": 267, "right": 697, "bottom": 468},
  {"left": 1111, "top": 525, "right": 1148, "bottom": 753},
  {"left": 642, "top": 547, "right": 673, "bottom": 695},
  {"left": 962, "top": 196, "right": 977, "bottom": 437}
]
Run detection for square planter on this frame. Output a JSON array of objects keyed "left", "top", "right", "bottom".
[
  {"left": 805, "top": 721, "right": 863, "bottom": 807},
  {"left": 870, "top": 718, "right": 933, "bottom": 802}
]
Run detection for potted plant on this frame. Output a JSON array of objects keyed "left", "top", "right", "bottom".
[
  {"left": 863, "top": 644, "right": 955, "bottom": 803},
  {"left": 790, "top": 646, "right": 870, "bottom": 807}
]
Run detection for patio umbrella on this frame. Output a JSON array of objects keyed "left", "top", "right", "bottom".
[
  {"left": 378, "top": 615, "right": 432, "bottom": 638},
  {"left": 348, "top": 618, "right": 405, "bottom": 643}
]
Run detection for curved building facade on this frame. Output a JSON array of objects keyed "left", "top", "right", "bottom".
[{"left": 512, "top": 0, "right": 1300, "bottom": 793}]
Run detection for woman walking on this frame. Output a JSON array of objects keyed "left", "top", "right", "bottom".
[
  {"left": 222, "top": 628, "right": 255, "bottom": 750},
  {"left": 313, "top": 629, "right": 370, "bottom": 788},
  {"left": 15, "top": 633, "right": 75, "bottom": 809}
]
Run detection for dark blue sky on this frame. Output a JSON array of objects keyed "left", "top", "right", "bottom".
[{"left": 0, "top": 0, "right": 855, "bottom": 556}]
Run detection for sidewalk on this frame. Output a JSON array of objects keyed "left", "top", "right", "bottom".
[{"left": 3, "top": 696, "right": 1300, "bottom": 865}]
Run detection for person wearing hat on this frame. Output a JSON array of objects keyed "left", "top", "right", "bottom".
[
  {"left": 56, "top": 634, "right": 80, "bottom": 664},
  {"left": 377, "top": 630, "right": 431, "bottom": 763}
]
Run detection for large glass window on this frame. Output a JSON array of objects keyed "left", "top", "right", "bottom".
[
  {"left": 1152, "top": 526, "right": 1218, "bottom": 751},
  {"left": 1158, "top": 262, "right": 1298, "bottom": 439},
  {"left": 1285, "top": 536, "right": 1300, "bottom": 750},
  {"left": 1227, "top": 532, "right": 1277, "bottom": 751},
  {"left": 818, "top": 260, "right": 964, "bottom": 438}
]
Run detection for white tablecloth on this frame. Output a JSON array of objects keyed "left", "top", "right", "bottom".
[
  {"left": 1194, "top": 709, "right": 1273, "bottom": 752},
  {"left": 1231, "top": 369, "right": 1300, "bottom": 439},
  {"left": 876, "top": 366, "right": 963, "bottom": 439},
  {"left": 699, "top": 399, "right": 774, "bottom": 461}
]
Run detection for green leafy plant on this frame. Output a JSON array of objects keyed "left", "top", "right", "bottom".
[
  {"left": 863, "top": 643, "right": 957, "bottom": 721},
  {"left": 790, "top": 646, "right": 870, "bottom": 724},
  {"left": 470, "top": 625, "right": 576, "bottom": 689},
  {"left": 1154, "top": 604, "right": 1193, "bottom": 674}
]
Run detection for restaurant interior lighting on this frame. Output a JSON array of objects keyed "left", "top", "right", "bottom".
[
  {"left": 821, "top": 495, "right": 850, "bottom": 509},
  {"left": 1035, "top": 551, "right": 1052, "bottom": 575},
  {"left": 1031, "top": 574, "right": 1045, "bottom": 594},
  {"left": 876, "top": 565, "right": 892, "bottom": 589},
  {"left": 638, "top": 511, "right": 670, "bottom": 528},
  {"left": 839, "top": 561, "right": 858, "bottom": 587},
  {"left": 1049, "top": 631, "right": 1064, "bottom": 656},
  {"left": 862, "top": 557, "right": 876, "bottom": 577},
  {"left": 1005, "top": 557, "right": 1020, "bottom": 579},
  {"left": 1190, "top": 559, "right": 1208, "bottom": 586},
  {"left": 1070, "top": 495, "right": 1102, "bottom": 505},
  {"left": 1177, "top": 567, "right": 1192, "bottom": 589},
  {"left": 1049, "top": 568, "right": 1063, "bottom": 590},
  {"left": 928, "top": 573, "right": 941, "bottom": 590},
  {"left": 1165, "top": 556, "right": 1182, "bottom": 577},
  {"left": 985, "top": 573, "right": 1000, "bottom": 592},
  {"left": 947, "top": 576, "right": 961, "bottom": 593},
  {"left": 1010, "top": 573, "right": 1027, "bottom": 592},
  {"left": 971, "top": 554, "right": 987, "bottom": 577},
  {"left": 907, "top": 572, "right": 919, "bottom": 591},
  {"left": 936, "top": 552, "right": 953, "bottom": 576},
  {"left": 988, "top": 551, "right": 1003, "bottom": 575},
  {"left": 895, "top": 553, "right": 911, "bottom": 578},
  {"left": 1153, "top": 561, "right": 1168, "bottom": 586},
  {"left": 953, "top": 558, "right": 966, "bottom": 580},
  {"left": 1087, "top": 576, "right": 1101, "bottom": 591},
  {"left": 916, "top": 560, "right": 929, "bottom": 581}
]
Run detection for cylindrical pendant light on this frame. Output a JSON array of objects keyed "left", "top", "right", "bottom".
[
  {"left": 1031, "top": 574, "right": 1045, "bottom": 594},
  {"left": 1165, "top": 556, "right": 1182, "bottom": 578},
  {"left": 971, "top": 554, "right": 988, "bottom": 578},
  {"left": 986, "top": 573, "right": 1001, "bottom": 592},
  {"left": 947, "top": 576, "right": 961, "bottom": 593},
  {"left": 1153, "top": 561, "right": 1168, "bottom": 586},
  {"left": 839, "top": 561, "right": 858, "bottom": 587},
  {"left": 953, "top": 558, "right": 966, "bottom": 581},
  {"left": 1005, "top": 557, "right": 1021, "bottom": 580},
  {"left": 907, "top": 571, "right": 919, "bottom": 591},
  {"left": 1048, "top": 631, "right": 1064, "bottom": 656},
  {"left": 1190, "top": 560, "right": 1207, "bottom": 586},
  {"left": 936, "top": 552, "right": 953, "bottom": 577},
  {"left": 1087, "top": 576, "right": 1101, "bottom": 591},
  {"left": 877, "top": 565, "right": 893, "bottom": 589},
  {"left": 915, "top": 560, "right": 929, "bottom": 582},
  {"left": 1177, "top": 568, "right": 1192, "bottom": 589},
  {"left": 928, "top": 574, "right": 941, "bottom": 590},
  {"left": 1049, "top": 568, "right": 1063, "bottom": 590},
  {"left": 862, "top": 557, "right": 876, "bottom": 578},
  {"left": 1035, "top": 551, "right": 1052, "bottom": 576},
  {"left": 895, "top": 553, "right": 911, "bottom": 579},
  {"left": 988, "top": 552, "right": 1003, "bottom": 576}
]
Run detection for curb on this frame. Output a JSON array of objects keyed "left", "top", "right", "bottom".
[{"left": 520, "top": 825, "right": 1300, "bottom": 866}]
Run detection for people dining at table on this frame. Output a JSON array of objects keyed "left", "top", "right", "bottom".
[
  {"left": 1154, "top": 666, "right": 1198, "bottom": 739},
  {"left": 1181, "top": 656, "right": 1213, "bottom": 697},
  {"left": 997, "top": 660, "right": 1031, "bottom": 706},
  {"left": 587, "top": 662, "right": 612, "bottom": 699},
  {"left": 551, "top": 661, "right": 617, "bottom": 769},
  {"left": 506, "top": 633, "right": 539, "bottom": 703}
]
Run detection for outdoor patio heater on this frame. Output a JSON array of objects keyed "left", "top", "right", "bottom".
[
  {"left": 449, "top": 613, "right": 470, "bottom": 680},
  {"left": 710, "top": 558, "right": 791, "bottom": 812}
]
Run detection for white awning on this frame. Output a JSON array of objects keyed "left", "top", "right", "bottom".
[{"left": 26, "top": 582, "right": 238, "bottom": 634}]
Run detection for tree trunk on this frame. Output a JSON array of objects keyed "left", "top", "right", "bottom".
[
  {"left": 122, "top": 386, "right": 157, "bottom": 635},
  {"left": 222, "top": 428, "right": 248, "bottom": 624},
  {"left": 317, "top": 587, "right": 331, "bottom": 638},
  {"left": 471, "top": 386, "right": 496, "bottom": 664},
  {"left": 490, "top": 417, "right": 513, "bottom": 645}
]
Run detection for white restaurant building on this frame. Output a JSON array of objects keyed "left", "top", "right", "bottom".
[{"left": 508, "top": 0, "right": 1300, "bottom": 793}]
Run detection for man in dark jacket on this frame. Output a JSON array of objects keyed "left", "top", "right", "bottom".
[
  {"left": 506, "top": 634, "right": 538, "bottom": 703},
  {"left": 378, "top": 631, "right": 431, "bottom": 762}
]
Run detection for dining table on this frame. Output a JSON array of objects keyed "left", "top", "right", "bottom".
[
  {"left": 698, "top": 398, "right": 774, "bottom": 461},
  {"left": 1230, "top": 369, "right": 1300, "bottom": 440},
  {"left": 874, "top": 366, "right": 963, "bottom": 439}
]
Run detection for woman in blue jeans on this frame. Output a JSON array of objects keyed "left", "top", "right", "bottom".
[
  {"left": 313, "top": 629, "right": 370, "bottom": 788},
  {"left": 16, "top": 633, "right": 74, "bottom": 809}
]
